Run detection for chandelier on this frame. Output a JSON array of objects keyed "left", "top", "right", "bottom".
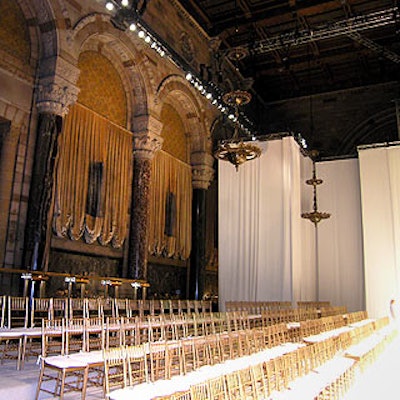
[
  {"left": 301, "top": 150, "right": 331, "bottom": 225},
  {"left": 214, "top": 46, "right": 261, "bottom": 171},
  {"left": 214, "top": 90, "right": 261, "bottom": 171}
]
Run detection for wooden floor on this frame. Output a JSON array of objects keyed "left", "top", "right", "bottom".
[{"left": 1, "top": 335, "right": 399, "bottom": 400}]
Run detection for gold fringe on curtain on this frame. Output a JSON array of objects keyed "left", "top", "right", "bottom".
[
  {"left": 148, "top": 150, "right": 192, "bottom": 260},
  {"left": 53, "top": 103, "right": 133, "bottom": 248}
]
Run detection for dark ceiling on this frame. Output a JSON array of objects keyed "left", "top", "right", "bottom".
[{"left": 177, "top": 0, "right": 400, "bottom": 157}]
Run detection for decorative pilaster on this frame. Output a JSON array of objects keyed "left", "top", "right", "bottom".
[
  {"left": 128, "top": 117, "right": 163, "bottom": 281},
  {"left": 24, "top": 57, "right": 79, "bottom": 272},
  {"left": 189, "top": 152, "right": 214, "bottom": 299}
]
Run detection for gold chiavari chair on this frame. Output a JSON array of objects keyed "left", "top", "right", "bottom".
[
  {"left": 125, "top": 344, "right": 149, "bottom": 386},
  {"left": 225, "top": 369, "right": 245, "bottom": 399},
  {"left": 205, "top": 334, "right": 222, "bottom": 365},
  {"left": 36, "top": 327, "right": 89, "bottom": 400},
  {"left": 65, "top": 317, "right": 86, "bottom": 355},
  {"left": 85, "top": 298, "right": 101, "bottom": 319},
  {"left": 180, "top": 337, "right": 196, "bottom": 375},
  {"left": 40, "top": 318, "right": 65, "bottom": 357},
  {"left": 162, "top": 318, "right": 176, "bottom": 341},
  {"left": 250, "top": 362, "right": 269, "bottom": 399},
  {"left": 190, "top": 381, "right": 209, "bottom": 400},
  {"left": 103, "top": 346, "right": 127, "bottom": 398},
  {"left": 127, "top": 299, "right": 140, "bottom": 317},
  {"left": 207, "top": 374, "right": 228, "bottom": 400},
  {"left": 105, "top": 316, "right": 124, "bottom": 349},
  {"left": 85, "top": 316, "right": 104, "bottom": 352},
  {"left": 148, "top": 315, "right": 165, "bottom": 342},
  {"left": 51, "top": 297, "right": 68, "bottom": 320},
  {"left": 99, "top": 297, "right": 115, "bottom": 319},
  {"left": 193, "top": 336, "right": 210, "bottom": 369},
  {"left": 7, "top": 296, "right": 29, "bottom": 328},
  {"left": 148, "top": 341, "right": 168, "bottom": 382},
  {"left": 69, "top": 298, "right": 85, "bottom": 319},
  {"left": 31, "top": 297, "right": 52, "bottom": 327},
  {"left": 166, "top": 340, "right": 183, "bottom": 378},
  {"left": 171, "top": 313, "right": 187, "bottom": 340}
]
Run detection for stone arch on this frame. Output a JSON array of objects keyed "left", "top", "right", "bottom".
[
  {"left": 154, "top": 75, "right": 210, "bottom": 155},
  {"left": 71, "top": 15, "right": 152, "bottom": 126},
  {"left": 339, "top": 108, "right": 397, "bottom": 156},
  {"left": 26, "top": 0, "right": 59, "bottom": 62}
]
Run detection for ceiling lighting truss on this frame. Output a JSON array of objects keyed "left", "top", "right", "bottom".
[{"left": 252, "top": 7, "right": 399, "bottom": 56}]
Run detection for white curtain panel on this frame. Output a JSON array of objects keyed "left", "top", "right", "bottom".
[
  {"left": 218, "top": 136, "right": 315, "bottom": 310},
  {"left": 359, "top": 145, "right": 400, "bottom": 318},
  {"left": 317, "top": 159, "right": 364, "bottom": 312}
]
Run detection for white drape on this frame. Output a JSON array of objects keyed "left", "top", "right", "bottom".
[
  {"left": 358, "top": 144, "right": 400, "bottom": 318},
  {"left": 218, "top": 136, "right": 365, "bottom": 312},
  {"left": 218, "top": 137, "right": 313, "bottom": 310},
  {"left": 317, "top": 159, "right": 364, "bottom": 312}
]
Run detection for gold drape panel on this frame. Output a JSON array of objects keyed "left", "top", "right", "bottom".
[
  {"left": 53, "top": 103, "right": 133, "bottom": 248},
  {"left": 149, "top": 151, "right": 192, "bottom": 260}
]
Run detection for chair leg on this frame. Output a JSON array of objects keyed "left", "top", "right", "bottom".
[{"left": 35, "top": 361, "right": 45, "bottom": 400}]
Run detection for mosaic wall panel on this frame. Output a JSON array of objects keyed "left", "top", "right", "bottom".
[
  {"left": 0, "top": 0, "right": 30, "bottom": 63},
  {"left": 77, "top": 51, "right": 127, "bottom": 127},
  {"left": 160, "top": 103, "right": 188, "bottom": 163},
  {"left": 48, "top": 249, "right": 120, "bottom": 297},
  {"left": 147, "top": 262, "right": 187, "bottom": 299}
]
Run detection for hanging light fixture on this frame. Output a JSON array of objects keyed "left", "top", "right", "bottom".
[
  {"left": 214, "top": 90, "right": 261, "bottom": 171},
  {"left": 301, "top": 150, "right": 331, "bottom": 225},
  {"left": 214, "top": 43, "right": 261, "bottom": 171}
]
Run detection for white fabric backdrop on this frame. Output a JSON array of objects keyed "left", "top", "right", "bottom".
[
  {"left": 317, "top": 159, "right": 364, "bottom": 312},
  {"left": 218, "top": 136, "right": 366, "bottom": 312},
  {"left": 218, "top": 137, "right": 315, "bottom": 310},
  {"left": 358, "top": 145, "right": 400, "bottom": 318}
]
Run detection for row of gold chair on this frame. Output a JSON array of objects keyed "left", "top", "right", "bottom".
[
  {"left": 37, "top": 322, "right": 292, "bottom": 399},
  {"left": 119, "top": 334, "right": 356, "bottom": 400},
  {"left": 0, "top": 295, "right": 213, "bottom": 328},
  {"left": 40, "top": 311, "right": 276, "bottom": 357},
  {"left": 225, "top": 300, "right": 293, "bottom": 312},
  {"left": 150, "top": 317, "right": 395, "bottom": 400},
  {"left": 36, "top": 308, "right": 392, "bottom": 399}
]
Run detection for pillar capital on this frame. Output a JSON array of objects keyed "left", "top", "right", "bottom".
[
  {"left": 133, "top": 131, "right": 163, "bottom": 160},
  {"left": 133, "top": 114, "right": 164, "bottom": 160},
  {"left": 36, "top": 56, "right": 80, "bottom": 116},
  {"left": 191, "top": 151, "right": 215, "bottom": 189}
]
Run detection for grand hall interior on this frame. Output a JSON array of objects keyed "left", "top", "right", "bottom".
[{"left": 0, "top": 0, "right": 400, "bottom": 398}]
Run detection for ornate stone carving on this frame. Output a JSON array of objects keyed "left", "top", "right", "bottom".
[
  {"left": 191, "top": 151, "right": 215, "bottom": 189},
  {"left": 133, "top": 115, "right": 163, "bottom": 159},
  {"left": 180, "top": 31, "right": 195, "bottom": 63},
  {"left": 36, "top": 57, "right": 80, "bottom": 116},
  {"left": 36, "top": 82, "right": 79, "bottom": 116}
]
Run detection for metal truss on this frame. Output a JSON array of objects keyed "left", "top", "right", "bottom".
[{"left": 252, "top": 7, "right": 399, "bottom": 56}]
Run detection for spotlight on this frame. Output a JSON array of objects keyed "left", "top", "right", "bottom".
[
  {"left": 121, "top": 0, "right": 129, "bottom": 6},
  {"left": 105, "top": 2, "right": 114, "bottom": 11},
  {"left": 185, "top": 73, "right": 192, "bottom": 80},
  {"left": 129, "top": 23, "right": 137, "bottom": 31},
  {"left": 138, "top": 30, "right": 145, "bottom": 38}
]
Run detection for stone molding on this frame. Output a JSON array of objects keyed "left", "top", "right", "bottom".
[
  {"left": 36, "top": 57, "right": 80, "bottom": 116},
  {"left": 191, "top": 151, "right": 215, "bottom": 189},
  {"left": 133, "top": 131, "right": 163, "bottom": 160}
]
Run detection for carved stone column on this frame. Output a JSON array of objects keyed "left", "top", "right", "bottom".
[
  {"left": 128, "top": 116, "right": 163, "bottom": 283},
  {"left": 189, "top": 152, "right": 214, "bottom": 300},
  {"left": 24, "top": 57, "right": 79, "bottom": 272}
]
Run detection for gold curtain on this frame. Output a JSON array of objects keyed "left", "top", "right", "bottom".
[
  {"left": 53, "top": 103, "right": 133, "bottom": 248},
  {"left": 149, "top": 150, "right": 192, "bottom": 260}
]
